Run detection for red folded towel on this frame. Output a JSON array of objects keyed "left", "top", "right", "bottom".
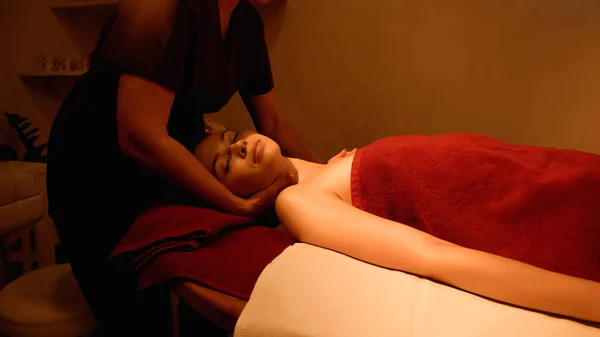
[
  {"left": 352, "top": 134, "right": 600, "bottom": 281},
  {"left": 110, "top": 204, "right": 294, "bottom": 299},
  {"left": 110, "top": 204, "right": 255, "bottom": 270},
  {"left": 138, "top": 226, "right": 294, "bottom": 299}
]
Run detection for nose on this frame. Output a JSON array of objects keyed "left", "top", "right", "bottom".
[{"left": 230, "top": 139, "right": 248, "bottom": 159}]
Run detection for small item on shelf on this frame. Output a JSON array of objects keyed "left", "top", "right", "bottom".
[
  {"left": 51, "top": 0, "right": 120, "bottom": 9},
  {"left": 56, "top": 58, "right": 67, "bottom": 72},
  {"left": 63, "top": 57, "right": 72, "bottom": 71},
  {"left": 37, "top": 55, "right": 55, "bottom": 72},
  {"left": 35, "top": 55, "right": 90, "bottom": 73}
]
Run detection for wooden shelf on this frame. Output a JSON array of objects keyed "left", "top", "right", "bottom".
[
  {"left": 20, "top": 70, "right": 86, "bottom": 77},
  {"left": 51, "top": 0, "right": 118, "bottom": 9}
]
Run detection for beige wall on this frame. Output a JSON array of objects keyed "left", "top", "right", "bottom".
[
  {"left": 2, "top": 0, "right": 600, "bottom": 160},
  {"left": 217, "top": 0, "right": 600, "bottom": 158},
  {"left": 0, "top": 0, "right": 110, "bottom": 152}
]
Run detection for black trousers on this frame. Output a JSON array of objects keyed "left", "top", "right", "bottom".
[
  {"left": 44, "top": 65, "right": 181, "bottom": 336},
  {"left": 49, "top": 203, "right": 174, "bottom": 337},
  {"left": 47, "top": 143, "right": 174, "bottom": 336}
]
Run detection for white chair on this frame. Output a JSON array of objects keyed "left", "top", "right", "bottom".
[
  {"left": 0, "top": 161, "right": 97, "bottom": 337},
  {"left": 0, "top": 263, "right": 97, "bottom": 337}
]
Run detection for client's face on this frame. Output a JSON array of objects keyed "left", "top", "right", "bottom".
[{"left": 195, "top": 130, "right": 291, "bottom": 197}]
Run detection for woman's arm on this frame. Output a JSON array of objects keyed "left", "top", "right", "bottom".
[
  {"left": 117, "top": 74, "right": 254, "bottom": 216},
  {"left": 275, "top": 186, "right": 600, "bottom": 323}
]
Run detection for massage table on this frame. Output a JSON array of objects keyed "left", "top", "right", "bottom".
[
  {"left": 231, "top": 243, "right": 599, "bottom": 337},
  {"left": 171, "top": 243, "right": 600, "bottom": 336}
]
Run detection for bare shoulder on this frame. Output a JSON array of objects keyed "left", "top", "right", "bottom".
[
  {"left": 308, "top": 154, "right": 355, "bottom": 203},
  {"left": 275, "top": 184, "right": 333, "bottom": 218},
  {"left": 275, "top": 185, "right": 317, "bottom": 209},
  {"left": 275, "top": 184, "right": 340, "bottom": 240},
  {"left": 276, "top": 154, "right": 355, "bottom": 212}
]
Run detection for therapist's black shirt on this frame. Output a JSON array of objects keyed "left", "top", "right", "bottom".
[
  {"left": 93, "top": 0, "right": 274, "bottom": 151},
  {"left": 47, "top": 0, "right": 274, "bottom": 251}
]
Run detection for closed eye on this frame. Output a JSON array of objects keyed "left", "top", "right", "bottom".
[{"left": 224, "top": 132, "right": 240, "bottom": 173}]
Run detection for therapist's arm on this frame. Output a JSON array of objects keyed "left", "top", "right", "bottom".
[
  {"left": 117, "top": 74, "right": 256, "bottom": 216},
  {"left": 243, "top": 90, "right": 322, "bottom": 163},
  {"left": 276, "top": 186, "right": 600, "bottom": 323}
]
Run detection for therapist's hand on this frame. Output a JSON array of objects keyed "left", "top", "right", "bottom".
[{"left": 241, "top": 168, "right": 299, "bottom": 217}]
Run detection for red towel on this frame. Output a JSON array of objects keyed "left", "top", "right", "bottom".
[
  {"left": 110, "top": 204, "right": 255, "bottom": 270},
  {"left": 110, "top": 204, "right": 294, "bottom": 299},
  {"left": 351, "top": 134, "right": 600, "bottom": 281},
  {"left": 138, "top": 226, "right": 294, "bottom": 299}
]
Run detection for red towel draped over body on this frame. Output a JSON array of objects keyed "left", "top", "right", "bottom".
[{"left": 351, "top": 134, "right": 600, "bottom": 282}]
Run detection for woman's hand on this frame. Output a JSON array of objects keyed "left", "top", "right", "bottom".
[
  {"left": 328, "top": 148, "right": 357, "bottom": 164},
  {"left": 238, "top": 168, "right": 299, "bottom": 217}
]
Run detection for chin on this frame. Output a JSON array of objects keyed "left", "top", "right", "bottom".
[{"left": 263, "top": 142, "right": 281, "bottom": 159}]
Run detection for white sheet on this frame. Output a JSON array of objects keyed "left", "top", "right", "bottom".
[{"left": 235, "top": 243, "right": 600, "bottom": 337}]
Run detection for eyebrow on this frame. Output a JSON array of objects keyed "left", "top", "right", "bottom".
[{"left": 212, "top": 130, "right": 231, "bottom": 177}]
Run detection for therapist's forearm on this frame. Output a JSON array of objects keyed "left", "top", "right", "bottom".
[
  {"left": 244, "top": 91, "right": 321, "bottom": 163},
  {"left": 116, "top": 73, "right": 249, "bottom": 214},
  {"left": 269, "top": 119, "right": 321, "bottom": 163},
  {"left": 121, "top": 133, "right": 245, "bottom": 214}
]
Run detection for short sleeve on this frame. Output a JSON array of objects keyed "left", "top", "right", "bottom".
[
  {"left": 93, "top": 0, "right": 194, "bottom": 93},
  {"left": 239, "top": 9, "right": 275, "bottom": 96}
]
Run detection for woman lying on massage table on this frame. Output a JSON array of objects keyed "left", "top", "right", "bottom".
[{"left": 194, "top": 130, "right": 600, "bottom": 323}]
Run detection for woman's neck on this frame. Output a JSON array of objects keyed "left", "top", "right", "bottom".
[{"left": 288, "top": 158, "right": 327, "bottom": 183}]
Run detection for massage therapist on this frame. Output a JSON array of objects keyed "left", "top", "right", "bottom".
[{"left": 46, "top": 0, "right": 320, "bottom": 335}]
